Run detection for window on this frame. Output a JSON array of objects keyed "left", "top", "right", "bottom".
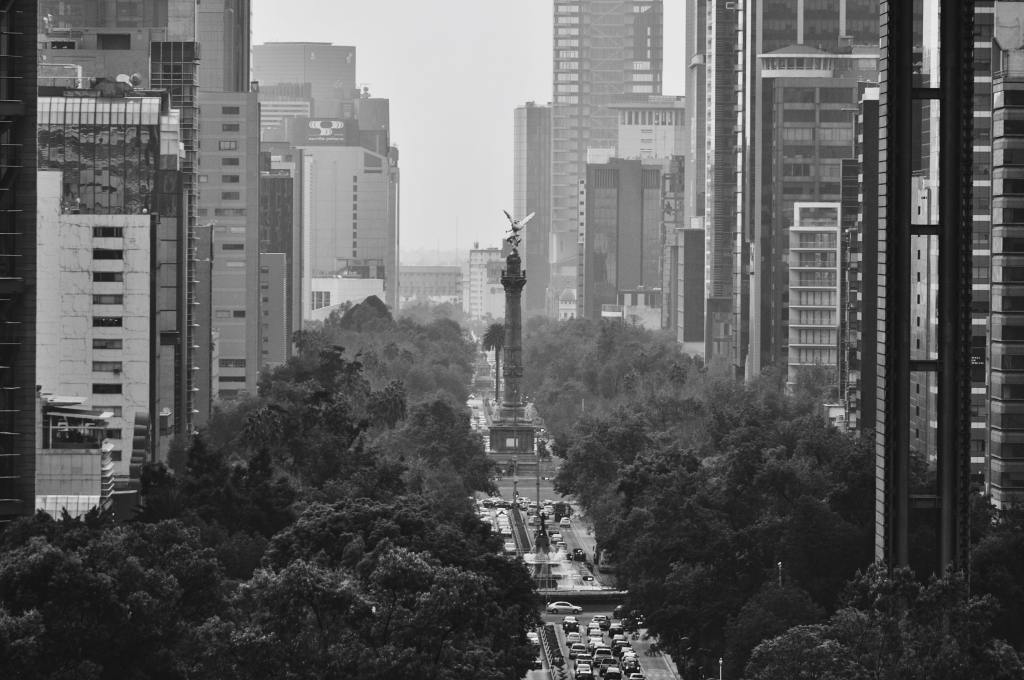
[
  {"left": 93, "top": 338, "right": 123, "bottom": 350},
  {"left": 218, "top": 141, "right": 238, "bottom": 151},
  {"left": 97, "top": 33, "right": 131, "bottom": 50},
  {"left": 233, "top": 310, "right": 246, "bottom": 318},
  {"left": 222, "top": 106, "right": 240, "bottom": 115},
  {"left": 219, "top": 376, "right": 247, "bottom": 382},
  {"left": 93, "top": 384, "right": 123, "bottom": 394},
  {"left": 93, "top": 227, "right": 123, "bottom": 238},
  {"left": 215, "top": 310, "right": 232, "bottom": 319},
  {"left": 312, "top": 291, "right": 331, "bottom": 309},
  {"left": 219, "top": 359, "right": 247, "bottom": 368},
  {"left": 222, "top": 157, "right": 240, "bottom": 166},
  {"left": 222, "top": 123, "right": 240, "bottom": 132},
  {"left": 222, "top": 243, "right": 244, "bottom": 251},
  {"left": 198, "top": 175, "right": 209, "bottom": 183},
  {"left": 95, "top": 406, "right": 123, "bottom": 417},
  {"left": 93, "top": 361, "right": 123, "bottom": 373},
  {"left": 93, "top": 294, "right": 124, "bottom": 305},
  {"left": 221, "top": 191, "right": 240, "bottom": 201},
  {"left": 214, "top": 208, "right": 246, "bottom": 216},
  {"left": 93, "top": 316, "right": 123, "bottom": 327},
  {"left": 93, "top": 249, "right": 123, "bottom": 260},
  {"left": 94, "top": 272, "right": 124, "bottom": 283},
  {"left": 222, "top": 175, "right": 240, "bottom": 183}
]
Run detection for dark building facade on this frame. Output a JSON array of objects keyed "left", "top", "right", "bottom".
[
  {"left": 0, "top": 1, "right": 37, "bottom": 524},
  {"left": 581, "top": 159, "right": 662, "bottom": 321},
  {"left": 513, "top": 102, "right": 551, "bottom": 319}
]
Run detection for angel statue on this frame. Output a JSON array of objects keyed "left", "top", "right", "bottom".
[{"left": 503, "top": 210, "right": 535, "bottom": 249}]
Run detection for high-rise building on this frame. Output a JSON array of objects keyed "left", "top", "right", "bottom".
[
  {"left": 0, "top": 2, "right": 38, "bottom": 525},
  {"left": 746, "top": 50, "right": 877, "bottom": 382},
  {"left": 843, "top": 88, "right": 879, "bottom": 434},
  {"left": 513, "top": 102, "right": 551, "bottom": 320},
  {"left": 259, "top": 144, "right": 303, "bottom": 365},
  {"left": 466, "top": 246, "right": 507, "bottom": 321},
  {"left": 254, "top": 47, "right": 400, "bottom": 314},
  {"left": 549, "top": 0, "right": 663, "bottom": 318},
  {"left": 735, "top": 0, "right": 878, "bottom": 379},
  {"left": 252, "top": 43, "right": 357, "bottom": 118},
  {"left": 579, "top": 158, "right": 663, "bottom": 325},
  {"left": 787, "top": 203, "right": 842, "bottom": 388},
  {"left": 193, "top": 0, "right": 259, "bottom": 415},
  {"left": 704, "top": 0, "right": 740, "bottom": 366},
  {"left": 990, "top": 0, "right": 1024, "bottom": 506},
  {"left": 37, "top": 0, "right": 198, "bottom": 459},
  {"left": 195, "top": 91, "right": 261, "bottom": 405}
]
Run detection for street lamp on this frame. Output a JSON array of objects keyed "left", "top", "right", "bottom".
[{"left": 719, "top": 657, "right": 723, "bottom": 680}]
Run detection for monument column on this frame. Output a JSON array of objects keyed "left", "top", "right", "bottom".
[
  {"left": 488, "top": 213, "right": 535, "bottom": 454},
  {"left": 501, "top": 249, "right": 526, "bottom": 419}
]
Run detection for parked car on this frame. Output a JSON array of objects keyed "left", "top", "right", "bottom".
[{"left": 547, "top": 601, "right": 583, "bottom": 615}]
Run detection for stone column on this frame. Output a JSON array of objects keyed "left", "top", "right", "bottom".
[{"left": 501, "top": 249, "right": 526, "bottom": 417}]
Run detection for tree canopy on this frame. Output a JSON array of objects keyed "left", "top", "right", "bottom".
[{"left": 0, "top": 301, "right": 537, "bottom": 680}]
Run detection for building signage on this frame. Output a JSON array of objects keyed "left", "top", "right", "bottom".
[{"left": 287, "top": 116, "right": 358, "bottom": 147}]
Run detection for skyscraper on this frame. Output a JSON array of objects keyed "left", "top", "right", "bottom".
[
  {"left": 0, "top": 1, "right": 37, "bottom": 524},
  {"left": 513, "top": 102, "right": 551, "bottom": 320},
  {"left": 549, "top": 0, "right": 663, "bottom": 317},
  {"left": 37, "top": 0, "right": 199, "bottom": 458},
  {"left": 736, "top": 0, "right": 878, "bottom": 380},
  {"left": 252, "top": 43, "right": 357, "bottom": 118},
  {"left": 195, "top": 0, "right": 260, "bottom": 415}
]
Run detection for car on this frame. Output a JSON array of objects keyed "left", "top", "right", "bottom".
[
  {"left": 604, "top": 667, "right": 623, "bottom": 680},
  {"left": 593, "top": 646, "right": 614, "bottom": 661},
  {"left": 587, "top": 624, "right": 603, "bottom": 639},
  {"left": 569, "top": 643, "right": 588, "bottom": 659},
  {"left": 621, "top": 658, "right": 641, "bottom": 674},
  {"left": 594, "top": 657, "right": 617, "bottom": 674},
  {"left": 609, "top": 622, "right": 624, "bottom": 636},
  {"left": 547, "top": 601, "right": 583, "bottom": 615},
  {"left": 592, "top": 614, "right": 611, "bottom": 630},
  {"left": 587, "top": 636, "right": 604, "bottom": 652},
  {"left": 550, "top": 532, "right": 563, "bottom": 542},
  {"left": 560, "top": 516, "right": 572, "bottom": 527},
  {"left": 529, "top": 656, "right": 543, "bottom": 670},
  {"left": 572, "top": 548, "right": 587, "bottom": 561},
  {"left": 576, "top": 664, "right": 594, "bottom": 680},
  {"left": 566, "top": 631, "right": 583, "bottom": 644},
  {"left": 481, "top": 498, "right": 495, "bottom": 508},
  {"left": 562, "top": 616, "right": 579, "bottom": 633},
  {"left": 557, "top": 541, "right": 569, "bottom": 552},
  {"left": 575, "top": 653, "right": 594, "bottom": 669},
  {"left": 627, "top": 674, "right": 646, "bottom": 680},
  {"left": 613, "top": 604, "right": 627, "bottom": 619},
  {"left": 526, "top": 631, "right": 540, "bottom": 646}
]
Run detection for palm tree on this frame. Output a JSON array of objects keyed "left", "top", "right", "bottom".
[{"left": 482, "top": 322, "right": 505, "bottom": 398}]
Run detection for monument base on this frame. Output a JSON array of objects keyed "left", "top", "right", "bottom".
[{"left": 488, "top": 422, "right": 535, "bottom": 454}]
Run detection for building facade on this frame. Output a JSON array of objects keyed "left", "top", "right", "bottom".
[
  {"left": 513, "top": 102, "right": 551, "bottom": 319},
  {"left": 549, "top": 0, "right": 663, "bottom": 317},
  {"left": 466, "top": 246, "right": 507, "bottom": 321},
  {"left": 252, "top": 42, "right": 357, "bottom": 118},
  {"left": 580, "top": 158, "right": 663, "bottom": 322},
  {"left": 399, "top": 266, "right": 463, "bottom": 309}
]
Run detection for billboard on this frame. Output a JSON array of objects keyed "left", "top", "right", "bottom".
[{"left": 286, "top": 117, "right": 359, "bottom": 147}]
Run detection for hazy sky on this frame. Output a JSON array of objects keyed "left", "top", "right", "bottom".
[{"left": 252, "top": 1, "right": 685, "bottom": 256}]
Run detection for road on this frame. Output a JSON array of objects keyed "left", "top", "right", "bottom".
[{"left": 538, "top": 607, "right": 681, "bottom": 680}]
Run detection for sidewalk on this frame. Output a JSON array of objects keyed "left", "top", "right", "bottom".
[{"left": 629, "top": 630, "right": 682, "bottom": 680}]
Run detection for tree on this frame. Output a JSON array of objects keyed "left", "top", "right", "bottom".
[
  {"left": 481, "top": 322, "right": 504, "bottom": 398},
  {"left": 744, "top": 566, "right": 1024, "bottom": 680}
]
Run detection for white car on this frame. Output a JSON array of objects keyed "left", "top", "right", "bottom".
[
  {"left": 560, "top": 516, "right": 572, "bottom": 527},
  {"left": 546, "top": 600, "right": 583, "bottom": 615}
]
